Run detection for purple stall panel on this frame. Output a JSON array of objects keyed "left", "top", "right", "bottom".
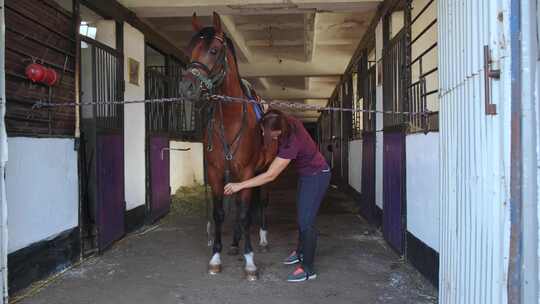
[
  {"left": 382, "top": 131, "right": 406, "bottom": 254},
  {"left": 360, "top": 133, "right": 376, "bottom": 223},
  {"left": 149, "top": 135, "right": 171, "bottom": 222},
  {"left": 97, "top": 134, "right": 125, "bottom": 251}
]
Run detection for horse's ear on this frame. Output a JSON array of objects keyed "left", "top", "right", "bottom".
[
  {"left": 192, "top": 12, "right": 202, "bottom": 32},
  {"left": 212, "top": 12, "right": 223, "bottom": 34}
]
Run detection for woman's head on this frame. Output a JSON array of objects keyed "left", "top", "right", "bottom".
[{"left": 261, "top": 109, "right": 294, "bottom": 146}]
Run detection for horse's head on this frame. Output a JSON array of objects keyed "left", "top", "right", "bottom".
[{"left": 180, "top": 12, "right": 230, "bottom": 101}]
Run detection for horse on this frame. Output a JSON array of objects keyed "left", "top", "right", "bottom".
[{"left": 179, "top": 12, "right": 277, "bottom": 281}]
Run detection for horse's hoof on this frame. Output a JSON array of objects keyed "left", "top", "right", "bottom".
[
  {"left": 227, "top": 246, "right": 239, "bottom": 256},
  {"left": 208, "top": 264, "right": 221, "bottom": 275},
  {"left": 259, "top": 245, "right": 269, "bottom": 253},
  {"left": 245, "top": 270, "right": 258, "bottom": 281}
]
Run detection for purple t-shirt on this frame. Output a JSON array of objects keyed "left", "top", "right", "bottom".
[{"left": 277, "top": 117, "right": 329, "bottom": 176}]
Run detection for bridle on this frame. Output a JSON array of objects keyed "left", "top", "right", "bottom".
[
  {"left": 185, "top": 32, "right": 248, "bottom": 185},
  {"left": 185, "top": 35, "right": 229, "bottom": 94}
]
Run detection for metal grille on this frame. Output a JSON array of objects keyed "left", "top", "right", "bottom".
[
  {"left": 89, "top": 39, "right": 122, "bottom": 130},
  {"left": 383, "top": 29, "right": 408, "bottom": 128},
  {"left": 407, "top": 77, "right": 427, "bottom": 131},
  {"left": 145, "top": 63, "right": 197, "bottom": 139},
  {"left": 351, "top": 89, "right": 363, "bottom": 139},
  {"left": 364, "top": 65, "right": 377, "bottom": 132},
  {"left": 146, "top": 66, "right": 168, "bottom": 132},
  {"left": 408, "top": 0, "right": 438, "bottom": 132},
  {"left": 168, "top": 61, "right": 197, "bottom": 137}
]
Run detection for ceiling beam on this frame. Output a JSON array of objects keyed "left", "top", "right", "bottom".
[
  {"left": 236, "top": 22, "right": 304, "bottom": 31},
  {"left": 258, "top": 87, "right": 333, "bottom": 99},
  {"left": 246, "top": 38, "right": 355, "bottom": 47},
  {"left": 120, "top": 1, "right": 381, "bottom": 17},
  {"left": 258, "top": 77, "right": 271, "bottom": 90},
  {"left": 238, "top": 58, "right": 346, "bottom": 77},
  {"left": 305, "top": 78, "right": 311, "bottom": 90},
  {"left": 220, "top": 16, "right": 273, "bottom": 91},
  {"left": 304, "top": 13, "right": 317, "bottom": 62},
  {"left": 120, "top": 0, "right": 381, "bottom": 8},
  {"left": 220, "top": 15, "right": 254, "bottom": 62}
]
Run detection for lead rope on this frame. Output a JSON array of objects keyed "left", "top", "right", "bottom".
[{"left": 217, "top": 101, "right": 233, "bottom": 213}]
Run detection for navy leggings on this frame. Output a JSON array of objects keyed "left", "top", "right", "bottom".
[{"left": 295, "top": 170, "right": 331, "bottom": 273}]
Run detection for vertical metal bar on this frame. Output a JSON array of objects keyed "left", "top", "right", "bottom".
[
  {"left": 91, "top": 44, "right": 97, "bottom": 121},
  {"left": 508, "top": 0, "right": 523, "bottom": 302},
  {"left": 0, "top": 0, "right": 9, "bottom": 301}
]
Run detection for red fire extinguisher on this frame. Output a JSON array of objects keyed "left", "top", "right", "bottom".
[{"left": 25, "top": 63, "right": 58, "bottom": 86}]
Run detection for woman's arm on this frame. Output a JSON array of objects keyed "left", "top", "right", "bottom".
[{"left": 224, "top": 157, "right": 291, "bottom": 195}]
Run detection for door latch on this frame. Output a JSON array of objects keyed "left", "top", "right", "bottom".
[{"left": 483, "top": 45, "right": 499, "bottom": 115}]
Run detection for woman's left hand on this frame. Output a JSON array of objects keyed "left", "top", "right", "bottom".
[{"left": 224, "top": 183, "right": 243, "bottom": 195}]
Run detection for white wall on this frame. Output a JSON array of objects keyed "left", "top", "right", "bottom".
[
  {"left": 406, "top": 133, "right": 439, "bottom": 251},
  {"left": 348, "top": 139, "right": 362, "bottom": 193},
  {"left": 94, "top": 20, "right": 116, "bottom": 49},
  {"left": 375, "top": 19, "right": 384, "bottom": 210},
  {"left": 124, "top": 23, "right": 146, "bottom": 211},
  {"left": 170, "top": 141, "right": 204, "bottom": 193},
  {"left": 6, "top": 138, "right": 78, "bottom": 253}
]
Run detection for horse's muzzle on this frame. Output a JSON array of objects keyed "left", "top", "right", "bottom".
[{"left": 179, "top": 73, "right": 204, "bottom": 102}]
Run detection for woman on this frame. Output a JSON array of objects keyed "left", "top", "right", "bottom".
[{"left": 224, "top": 109, "right": 331, "bottom": 282}]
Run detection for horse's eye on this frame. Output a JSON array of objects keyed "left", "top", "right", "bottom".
[{"left": 209, "top": 48, "right": 218, "bottom": 55}]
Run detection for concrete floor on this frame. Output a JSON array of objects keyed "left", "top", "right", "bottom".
[{"left": 15, "top": 171, "right": 437, "bottom": 304}]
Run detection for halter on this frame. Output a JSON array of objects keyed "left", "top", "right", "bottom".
[{"left": 186, "top": 35, "right": 229, "bottom": 93}]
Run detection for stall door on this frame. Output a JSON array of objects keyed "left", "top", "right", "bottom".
[
  {"left": 382, "top": 28, "right": 408, "bottom": 254},
  {"left": 80, "top": 36, "right": 125, "bottom": 252},
  {"left": 146, "top": 66, "right": 171, "bottom": 222}
]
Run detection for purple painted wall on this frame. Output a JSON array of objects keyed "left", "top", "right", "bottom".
[
  {"left": 361, "top": 133, "right": 376, "bottom": 223},
  {"left": 383, "top": 131, "right": 406, "bottom": 254},
  {"left": 149, "top": 135, "right": 170, "bottom": 222},
  {"left": 97, "top": 134, "right": 125, "bottom": 250}
]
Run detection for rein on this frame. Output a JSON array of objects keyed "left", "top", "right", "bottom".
[{"left": 189, "top": 31, "right": 251, "bottom": 246}]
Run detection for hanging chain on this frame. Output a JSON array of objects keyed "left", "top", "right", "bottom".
[{"left": 30, "top": 94, "right": 436, "bottom": 116}]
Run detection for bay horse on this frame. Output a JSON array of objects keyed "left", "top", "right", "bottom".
[{"left": 180, "top": 12, "right": 276, "bottom": 280}]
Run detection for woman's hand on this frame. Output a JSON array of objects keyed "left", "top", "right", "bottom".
[{"left": 224, "top": 183, "right": 243, "bottom": 195}]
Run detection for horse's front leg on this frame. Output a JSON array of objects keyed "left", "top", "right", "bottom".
[
  {"left": 227, "top": 200, "right": 242, "bottom": 256},
  {"left": 238, "top": 187, "right": 257, "bottom": 281},
  {"left": 252, "top": 186, "right": 269, "bottom": 252},
  {"left": 208, "top": 170, "right": 224, "bottom": 275},
  {"left": 258, "top": 186, "right": 270, "bottom": 252}
]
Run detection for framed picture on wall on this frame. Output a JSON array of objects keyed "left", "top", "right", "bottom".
[{"left": 128, "top": 57, "right": 140, "bottom": 85}]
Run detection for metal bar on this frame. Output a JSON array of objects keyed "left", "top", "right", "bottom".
[
  {"left": 483, "top": 45, "right": 499, "bottom": 115},
  {"left": 410, "top": 42, "right": 438, "bottom": 66},
  {"left": 411, "top": 19, "right": 437, "bottom": 46},
  {"left": 411, "top": 0, "right": 435, "bottom": 25},
  {"left": 160, "top": 147, "right": 190, "bottom": 161},
  {"left": 74, "top": 0, "right": 81, "bottom": 139},
  {"left": 508, "top": 0, "right": 523, "bottom": 301},
  {"left": 421, "top": 67, "right": 438, "bottom": 78},
  {"left": 91, "top": 43, "right": 97, "bottom": 120},
  {"left": 423, "top": 89, "right": 438, "bottom": 97},
  {"left": 80, "top": 36, "right": 119, "bottom": 57}
]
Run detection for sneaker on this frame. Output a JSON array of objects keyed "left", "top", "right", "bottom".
[
  {"left": 287, "top": 266, "right": 317, "bottom": 282},
  {"left": 283, "top": 250, "right": 302, "bottom": 265}
]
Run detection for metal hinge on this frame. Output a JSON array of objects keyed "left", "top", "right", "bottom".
[{"left": 483, "top": 45, "right": 499, "bottom": 115}]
